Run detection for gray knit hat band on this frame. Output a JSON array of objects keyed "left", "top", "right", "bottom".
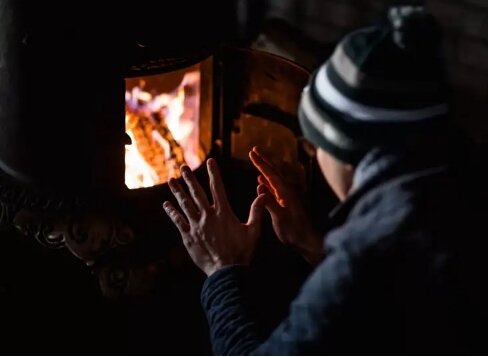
[{"left": 298, "top": 5, "right": 449, "bottom": 164}]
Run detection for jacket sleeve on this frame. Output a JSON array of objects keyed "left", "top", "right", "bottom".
[{"left": 201, "top": 244, "right": 358, "bottom": 355}]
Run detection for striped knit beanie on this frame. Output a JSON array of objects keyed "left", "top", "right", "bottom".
[{"left": 299, "top": 5, "right": 449, "bottom": 165}]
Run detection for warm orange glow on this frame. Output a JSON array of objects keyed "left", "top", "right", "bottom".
[{"left": 125, "top": 69, "right": 202, "bottom": 189}]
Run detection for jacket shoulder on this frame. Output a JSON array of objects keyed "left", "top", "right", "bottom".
[{"left": 326, "top": 169, "right": 450, "bottom": 254}]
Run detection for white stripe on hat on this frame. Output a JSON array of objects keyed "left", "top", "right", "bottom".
[
  {"left": 300, "top": 87, "right": 357, "bottom": 150},
  {"left": 314, "top": 64, "right": 448, "bottom": 122}
]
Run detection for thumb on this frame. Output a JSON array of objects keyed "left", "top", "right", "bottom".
[
  {"left": 262, "top": 192, "right": 284, "bottom": 222},
  {"left": 258, "top": 184, "right": 284, "bottom": 218},
  {"left": 246, "top": 194, "right": 267, "bottom": 235}
]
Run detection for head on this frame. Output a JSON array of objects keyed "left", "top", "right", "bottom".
[{"left": 298, "top": 5, "right": 448, "bottom": 202}]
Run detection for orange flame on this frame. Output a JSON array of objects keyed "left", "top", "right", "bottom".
[{"left": 125, "top": 70, "right": 201, "bottom": 189}]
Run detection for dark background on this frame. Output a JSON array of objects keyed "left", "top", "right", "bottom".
[{"left": 1, "top": 0, "right": 488, "bottom": 354}]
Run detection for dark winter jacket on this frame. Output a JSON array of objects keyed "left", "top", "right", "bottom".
[{"left": 201, "top": 147, "right": 488, "bottom": 355}]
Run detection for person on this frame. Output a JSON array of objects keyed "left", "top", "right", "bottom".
[{"left": 163, "top": 5, "right": 488, "bottom": 354}]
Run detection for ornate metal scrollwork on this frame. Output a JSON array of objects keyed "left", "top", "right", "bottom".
[
  {"left": 96, "top": 259, "right": 166, "bottom": 300},
  {"left": 0, "top": 170, "right": 165, "bottom": 299},
  {"left": 64, "top": 214, "right": 135, "bottom": 264},
  {"left": 13, "top": 208, "right": 67, "bottom": 249}
]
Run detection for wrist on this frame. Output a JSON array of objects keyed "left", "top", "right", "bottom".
[
  {"left": 205, "top": 263, "right": 248, "bottom": 277},
  {"left": 205, "top": 265, "right": 225, "bottom": 277}
]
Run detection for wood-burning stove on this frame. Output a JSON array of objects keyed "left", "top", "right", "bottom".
[
  {"left": 0, "top": 0, "right": 317, "bottom": 299},
  {"left": 0, "top": 2, "right": 342, "bottom": 353}
]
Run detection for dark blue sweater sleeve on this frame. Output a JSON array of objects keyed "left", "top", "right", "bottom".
[{"left": 201, "top": 246, "right": 356, "bottom": 355}]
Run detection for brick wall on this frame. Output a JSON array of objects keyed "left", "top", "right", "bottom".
[{"left": 265, "top": 0, "right": 488, "bottom": 145}]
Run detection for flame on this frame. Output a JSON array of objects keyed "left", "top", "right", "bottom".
[
  {"left": 125, "top": 115, "right": 159, "bottom": 189},
  {"left": 124, "top": 70, "right": 202, "bottom": 189}
]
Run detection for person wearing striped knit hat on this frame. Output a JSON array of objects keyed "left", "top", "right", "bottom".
[
  {"left": 298, "top": 5, "right": 451, "bottom": 201},
  {"left": 164, "top": 5, "right": 488, "bottom": 355}
]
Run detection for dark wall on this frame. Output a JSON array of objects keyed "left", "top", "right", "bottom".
[{"left": 259, "top": 0, "right": 488, "bottom": 146}]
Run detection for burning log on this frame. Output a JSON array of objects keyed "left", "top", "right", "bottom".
[
  {"left": 124, "top": 70, "right": 201, "bottom": 189},
  {"left": 126, "top": 111, "right": 187, "bottom": 185},
  {"left": 150, "top": 112, "right": 186, "bottom": 169}
]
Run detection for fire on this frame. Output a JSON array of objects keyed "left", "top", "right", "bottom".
[{"left": 124, "top": 70, "right": 202, "bottom": 189}]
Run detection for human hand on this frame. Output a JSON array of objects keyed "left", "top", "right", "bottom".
[
  {"left": 163, "top": 159, "right": 267, "bottom": 277},
  {"left": 249, "top": 147, "right": 324, "bottom": 265}
]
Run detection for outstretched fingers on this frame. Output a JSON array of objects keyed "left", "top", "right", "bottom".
[
  {"left": 258, "top": 174, "right": 278, "bottom": 199},
  {"left": 163, "top": 201, "right": 190, "bottom": 234},
  {"left": 207, "top": 159, "right": 231, "bottom": 212},
  {"left": 249, "top": 148, "right": 286, "bottom": 195},
  {"left": 168, "top": 178, "right": 200, "bottom": 222},
  {"left": 180, "top": 165, "right": 210, "bottom": 214}
]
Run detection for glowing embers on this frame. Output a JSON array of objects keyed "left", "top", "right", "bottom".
[{"left": 125, "top": 67, "right": 203, "bottom": 189}]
